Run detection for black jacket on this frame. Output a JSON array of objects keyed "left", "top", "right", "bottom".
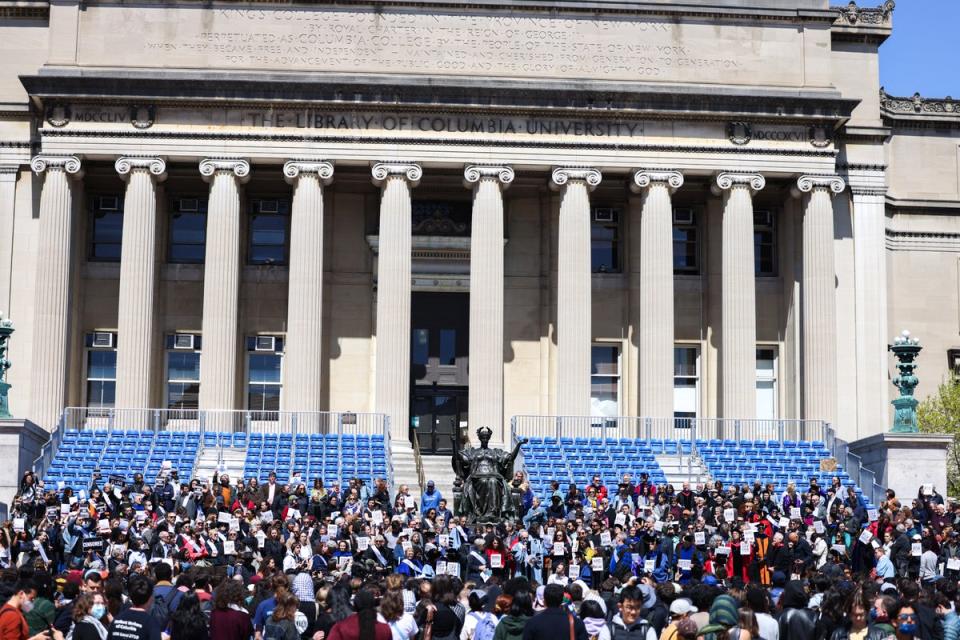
[{"left": 522, "top": 608, "right": 587, "bottom": 640}]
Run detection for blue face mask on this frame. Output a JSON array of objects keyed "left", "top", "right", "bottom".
[
  {"left": 91, "top": 604, "right": 107, "bottom": 619},
  {"left": 899, "top": 622, "right": 918, "bottom": 635}
]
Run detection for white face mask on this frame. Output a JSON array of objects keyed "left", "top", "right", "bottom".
[
  {"left": 91, "top": 604, "right": 107, "bottom": 619},
  {"left": 20, "top": 598, "right": 34, "bottom": 613}
]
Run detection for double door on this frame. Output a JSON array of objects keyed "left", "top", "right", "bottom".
[{"left": 412, "top": 388, "right": 466, "bottom": 455}]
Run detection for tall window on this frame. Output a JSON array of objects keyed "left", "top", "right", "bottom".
[
  {"left": 249, "top": 198, "right": 290, "bottom": 265},
  {"left": 85, "top": 332, "right": 117, "bottom": 408},
  {"left": 756, "top": 347, "right": 778, "bottom": 420},
  {"left": 949, "top": 349, "right": 960, "bottom": 376},
  {"left": 673, "top": 208, "right": 699, "bottom": 275},
  {"left": 754, "top": 210, "right": 777, "bottom": 276},
  {"left": 674, "top": 345, "right": 700, "bottom": 421},
  {"left": 169, "top": 198, "right": 207, "bottom": 264},
  {"left": 166, "top": 334, "right": 201, "bottom": 410},
  {"left": 591, "top": 207, "right": 621, "bottom": 273},
  {"left": 89, "top": 195, "right": 123, "bottom": 262},
  {"left": 248, "top": 336, "right": 283, "bottom": 413},
  {"left": 591, "top": 344, "right": 621, "bottom": 417}
]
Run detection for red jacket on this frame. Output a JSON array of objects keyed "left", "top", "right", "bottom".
[{"left": 327, "top": 614, "right": 391, "bottom": 640}]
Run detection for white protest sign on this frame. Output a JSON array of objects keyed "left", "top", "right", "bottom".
[
  {"left": 60, "top": 504, "right": 70, "bottom": 515},
  {"left": 260, "top": 511, "right": 274, "bottom": 523},
  {"left": 653, "top": 521, "right": 664, "bottom": 532},
  {"left": 553, "top": 543, "right": 565, "bottom": 556},
  {"left": 256, "top": 531, "right": 266, "bottom": 548},
  {"left": 98, "top": 519, "right": 110, "bottom": 532},
  {"left": 694, "top": 531, "right": 705, "bottom": 546},
  {"left": 790, "top": 507, "right": 801, "bottom": 520},
  {"left": 724, "top": 509, "right": 735, "bottom": 523},
  {"left": 858, "top": 530, "right": 873, "bottom": 544},
  {"left": 600, "top": 532, "right": 612, "bottom": 547},
  {"left": 948, "top": 558, "right": 960, "bottom": 571},
  {"left": 436, "top": 560, "right": 447, "bottom": 575},
  {"left": 814, "top": 521, "right": 825, "bottom": 534},
  {"left": 404, "top": 496, "right": 415, "bottom": 510},
  {"left": 446, "top": 563, "right": 460, "bottom": 577},
  {"left": 678, "top": 559, "right": 692, "bottom": 571},
  {"left": 571, "top": 540, "right": 579, "bottom": 553},
  {"left": 402, "top": 528, "right": 414, "bottom": 538},
  {"left": 615, "top": 514, "right": 626, "bottom": 526},
  {"left": 591, "top": 557, "right": 604, "bottom": 572},
  {"left": 569, "top": 564, "right": 580, "bottom": 579},
  {"left": 12, "top": 518, "right": 24, "bottom": 532},
  {"left": 644, "top": 559, "right": 656, "bottom": 572},
  {"left": 923, "top": 484, "right": 933, "bottom": 496},
  {"left": 546, "top": 527, "right": 556, "bottom": 539},
  {"left": 357, "top": 537, "right": 370, "bottom": 551},
  {"left": 223, "top": 541, "right": 236, "bottom": 555},
  {"left": 831, "top": 544, "right": 846, "bottom": 554},
  {"left": 871, "top": 539, "right": 881, "bottom": 549},
  {"left": 327, "top": 524, "right": 338, "bottom": 538},
  {"left": 287, "top": 509, "right": 301, "bottom": 521},
  {"left": 868, "top": 509, "right": 879, "bottom": 522},
  {"left": 402, "top": 541, "right": 413, "bottom": 553},
  {"left": 912, "top": 543, "right": 923, "bottom": 557},
  {"left": 715, "top": 546, "right": 730, "bottom": 556},
  {"left": 743, "top": 531, "right": 755, "bottom": 544},
  {"left": 372, "top": 510, "right": 384, "bottom": 525},
  {"left": 439, "top": 535, "right": 449, "bottom": 548},
  {"left": 490, "top": 554, "right": 503, "bottom": 569},
  {"left": 57, "top": 481, "right": 65, "bottom": 490},
  {"left": 740, "top": 541, "right": 751, "bottom": 555},
  {"left": 779, "top": 517, "right": 790, "bottom": 529},
  {"left": 218, "top": 512, "right": 232, "bottom": 524}
]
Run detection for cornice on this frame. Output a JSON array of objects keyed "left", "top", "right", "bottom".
[
  {"left": 880, "top": 89, "right": 960, "bottom": 127},
  {"left": 830, "top": 1, "right": 893, "bottom": 44},
  {"left": 0, "top": 1, "right": 48, "bottom": 20},
  {"left": 886, "top": 229, "right": 960, "bottom": 253}
]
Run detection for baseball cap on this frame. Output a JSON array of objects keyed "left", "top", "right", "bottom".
[{"left": 670, "top": 598, "right": 698, "bottom": 615}]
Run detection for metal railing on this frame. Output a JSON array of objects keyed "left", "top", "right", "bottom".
[
  {"left": 33, "top": 407, "right": 392, "bottom": 488},
  {"left": 822, "top": 423, "right": 886, "bottom": 507}
]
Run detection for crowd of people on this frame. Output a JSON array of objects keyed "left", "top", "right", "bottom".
[{"left": 1, "top": 464, "right": 959, "bottom": 640}]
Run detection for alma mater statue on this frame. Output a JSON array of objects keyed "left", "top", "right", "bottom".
[{"left": 452, "top": 426, "right": 528, "bottom": 524}]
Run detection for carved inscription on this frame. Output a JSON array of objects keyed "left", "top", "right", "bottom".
[{"left": 77, "top": 7, "right": 803, "bottom": 85}]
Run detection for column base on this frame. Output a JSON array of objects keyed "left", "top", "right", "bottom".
[
  {"left": 0, "top": 419, "right": 47, "bottom": 517},
  {"left": 848, "top": 432, "right": 953, "bottom": 501}
]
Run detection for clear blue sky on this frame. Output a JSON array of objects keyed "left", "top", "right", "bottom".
[{"left": 879, "top": 0, "right": 960, "bottom": 98}]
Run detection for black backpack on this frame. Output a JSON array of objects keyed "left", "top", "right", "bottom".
[{"left": 150, "top": 588, "right": 172, "bottom": 627}]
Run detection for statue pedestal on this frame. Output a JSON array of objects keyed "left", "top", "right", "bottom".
[
  {"left": 848, "top": 432, "right": 953, "bottom": 501},
  {"left": 0, "top": 419, "right": 47, "bottom": 517}
]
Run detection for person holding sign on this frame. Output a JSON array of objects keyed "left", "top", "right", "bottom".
[{"left": 484, "top": 537, "right": 508, "bottom": 580}]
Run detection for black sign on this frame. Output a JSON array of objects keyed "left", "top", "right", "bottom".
[{"left": 82, "top": 538, "right": 105, "bottom": 553}]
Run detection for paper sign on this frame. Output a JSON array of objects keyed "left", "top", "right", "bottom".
[
  {"left": 832, "top": 544, "right": 846, "bottom": 554},
  {"left": 591, "top": 557, "right": 604, "bottom": 571},
  {"left": 779, "top": 517, "right": 790, "bottom": 529},
  {"left": 82, "top": 538, "right": 105, "bottom": 552},
  {"left": 79, "top": 490, "right": 87, "bottom": 500},
  {"left": 136, "top": 511, "right": 147, "bottom": 521},
  {"left": 98, "top": 519, "right": 110, "bottom": 532},
  {"left": 287, "top": 509, "right": 300, "bottom": 521},
  {"left": 372, "top": 511, "right": 383, "bottom": 525},
  {"left": 743, "top": 531, "right": 755, "bottom": 544},
  {"left": 615, "top": 514, "right": 626, "bottom": 526},
  {"left": 260, "top": 511, "right": 274, "bottom": 523},
  {"left": 790, "top": 507, "right": 801, "bottom": 520},
  {"left": 645, "top": 559, "right": 656, "bottom": 572},
  {"left": 57, "top": 481, "right": 65, "bottom": 490},
  {"left": 740, "top": 541, "right": 751, "bottom": 555},
  {"left": 256, "top": 531, "right": 266, "bottom": 548},
  {"left": 871, "top": 540, "right": 881, "bottom": 549},
  {"left": 223, "top": 541, "right": 236, "bottom": 555},
  {"left": 814, "top": 521, "right": 824, "bottom": 534},
  {"left": 439, "top": 535, "right": 449, "bottom": 548},
  {"left": 653, "top": 521, "right": 664, "bottom": 532},
  {"left": 490, "top": 554, "right": 503, "bottom": 569},
  {"left": 868, "top": 509, "right": 879, "bottom": 522},
  {"left": 446, "top": 563, "right": 460, "bottom": 577},
  {"left": 328, "top": 524, "right": 338, "bottom": 538},
  {"left": 404, "top": 496, "right": 415, "bottom": 509},
  {"left": 119, "top": 519, "right": 129, "bottom": 531},
  {"left": 69, "top": 497, "right": 78, "bottom": 505},
  {"left": 546, "top": 527, "right": 556, "bottom": 539},
  {"left": 600, "top": 532, "right": 612, "bottom": 547},
  {"left": 694, "top": 531, "right": 705, "bottom": 546},
  {"left": 60, "top": 504, "right": 70, "bottom": 515},
  {"left": 229, "top": 518, "right": 240, "bottom": 532},
  {"left": 569, "top": 564, "right": 580, "bottom": 578},
  {"left": 337, "top": 556, "right": 351, "bottom": 569},
  {"left": 12, "top": 518, "right": 24, "bottom": 532},
  {"left": 436, "top": 560, "right": 447, "bottom": 574},
  {"left": 553, "top": 543, "right": 565, "bottom": 556},
  {"left": 912, "top": 543, "right": 923, "bottom": 556},
  {"left": 357, "top": 537, "right": 370, "bottom": 551},
  {"left": 947, "top": 558, "right": 960, "bottom": 571},
  {"left": 402, "top": 528, "right": 413, "bottom": 538},
  {"left": 402, "top": 541, "right": 413, "bottom": 552},
  {"left": 571, "top": 540, "right": 579, "bottom": 553},
  {"left": 923, "top": 484, "right": 933, "bottom": 496},
  {"left": 678, "top": 559, "right": 692, "bottom": 571},
  {"left": 859, "top": 530, "right": 873, "bottom": 544},
  {"left": 218, "top": 512, "right": 232, "bottom": 524},
  {"left": 715, "top": 546, "right": 730, "bottom": 555},
  {"left": 724, "top": 509, "right": 735, "bottom": 523}
]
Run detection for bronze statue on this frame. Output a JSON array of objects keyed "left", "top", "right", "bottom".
[{"left": 452, "top": 426, "right": 527, "bottom": 524}]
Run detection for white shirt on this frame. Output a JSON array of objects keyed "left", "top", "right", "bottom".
[
  {"left": 378, "top": 613, "right": 419, "bottom": 640},
  {"left": 756, "top": 612, "right": 779, "bottom": 640}
]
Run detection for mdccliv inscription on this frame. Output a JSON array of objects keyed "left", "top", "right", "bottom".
[{"left": 74, "top": 6, "right": 810, "bottom": 86}]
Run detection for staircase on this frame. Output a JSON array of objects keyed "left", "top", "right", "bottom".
[
  {"left": 656, "top": 453, "right": 710, "bottom": 487},
  {"left": 194, "top": 447, "right": 247, "bottom": 481},
  {"left": 391, "top": 441, "right": 421, "bottom": 493},
  {"left": 419, "top": 454, "right": 455, "bottom": 501},
  {"left": 390, "top": 441, "right": 456, "bottom": 503}
]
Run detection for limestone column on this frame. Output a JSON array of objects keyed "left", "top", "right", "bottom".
[
  {"left": 198, "top": 158, "right": 250, "bottom": 411},
  {"left": 464, "top": 165, "right": 514, "bottom": 442},
  {"left": 631, "top": 170, "right": 684, "bottom": 418},
  {"left": 0, "top": 167, "right": 19, "bottom": 314},
  {"left": 795, "top": 175, "right": 845, "bottom": 424},
  {"left": 372, "top": 163, "right": 421, "bottom": 440},
  {"left": 713, "top": 172, "right": 765, "bottom": 419},
  {"left": 551, "top": 167, "right": 602, "bottom": 416},
  {"left": 29, "top": 155, "right": 83, "bottom": 429},
  {"left": 283, "top": 160, "right": 334, "bottom": 414},
  {"left": 114, "top": 157, "right": 166, "bottom": 410}
]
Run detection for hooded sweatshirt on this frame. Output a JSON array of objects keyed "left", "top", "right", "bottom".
[
  {"left": 779, "top": 581, "right": 817, "bottom": 640},
  {"left": 493, "top": 614, "right": 529, "bottom": 640}
]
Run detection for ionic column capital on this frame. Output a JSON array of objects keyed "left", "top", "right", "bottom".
[
  {"left": 371, "top": 162, "right": 422, "bottom": 188},
  {"left": 283, "top": 160, "right": 334, "bottom": 186},
  {"left": 711, "top": 172, "right": 765, "bottom": 195},
  {"left": 630, "top": 169, "right": 684, "bottom": 194},
  {"left": 550, "top": 167, "right": 602, "bottom": 191},
  {"left": 199, "top": 158, "right": 251, "bottom": 184},
  {"left": 792, "top": 174, "right": 846, "bottom": 198},
  {"left": 115, "top": 156, "right": 167, "bottom": 183},
  {"left": 463, "top": 165, "right": 514, "bottom": 189},
  {"left": 30, "top": 155, "right": 83, "bottom": 179}
]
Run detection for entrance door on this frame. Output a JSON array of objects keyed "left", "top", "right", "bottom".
[
  {"left": 411, "top": 292, "right": 469, "bottom": 454},
  {"left": 412, "top": 388, "right": 467, "bottom": 455}
]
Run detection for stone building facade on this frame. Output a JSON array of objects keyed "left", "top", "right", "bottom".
[{"left": 0, "top": 0, "right": 957, "bottom": 452}]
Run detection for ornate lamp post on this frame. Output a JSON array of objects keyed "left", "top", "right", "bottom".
[
  {"left": 889, "top": 329, "right": 921, "bottom": 433},
  {"left": 0, "top": 314, "right": 13, "bottom": 418}
]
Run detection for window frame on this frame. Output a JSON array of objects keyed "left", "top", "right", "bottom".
[
  {"left": 754, "top": 209, "right": 778, "bottom": 277},
  {"left": 247, "top": 197, "right": 291, "bottom": 266},
  {"left": 164, "top": 334, "right": 202, "bottom": 411},
  {"left": 672, "top": 207, "right": 700, "bottom": 276},
  {"left": 590, "top": 206, "right": 622, "bottom": 274},
  {"left": 755, "top": 345, "right": 779, "bottom": 420},
  {"left": 87, "top": 195, "right": 124, "bottom": 263},
  {"left": 83, "top": 332, "right": 117, "bottom": 409},
  {"left": 168, "top": 197, "right": 208, "bottom": 265},
  {"left": 590, "top": 341, "right": 622, "bottom": 418},
  {"left": 246, "top": 335, "right": 284, "bottom": 414},
  {"left": 673, "top": 343, "right": 701, "bottom": 421}
]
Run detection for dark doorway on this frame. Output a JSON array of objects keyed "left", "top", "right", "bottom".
[{"left": 411, "top": 292, "right": 469, "bottom": 454}]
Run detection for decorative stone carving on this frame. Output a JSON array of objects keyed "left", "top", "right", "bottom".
[
  {"left": 129, "top": 105, "right": 156, "bottom": 129},
  {"left": 199, "top": 158, "right": 250, "bottom": 183},
  {"left": 880, "top": 88, "right": 959, "bottom": 116},
  {"left": 794, "top": 175, "right": 846, "bottom": 197},
  {"left": 115, "top": 156, "right": 167, "bottom": 182},
  {"left": 30, "top": 155, "right": 82, "bottom": 177},
  {"left": 631, "top": 170, "right": 684, "bottom": 194},
  {"left": 726, "top": 122, "right": 752, "bottom": 145},
  {"left": 549, "top": 167, "right": 602, "bottom": 190},
  {"left": 371, "top": 162, "right": 422, "bottom": 187},
  {"left": 463, "top": 165, "right": 515, "bottom": 187},
  {"left": 712, "top": 172, "right": 765, "bottom": 195},
  {"left": 44, "top": 104, "right": 71, "bottom": 128},
  {"left": 808, "top": 125, "right": 832, "bottom": 148},
  {"left": 834, "top": 0, "right": 895, "bottom": 26},
  {"left": 283, "top": 160, "right": 334, "bottom": 185}
]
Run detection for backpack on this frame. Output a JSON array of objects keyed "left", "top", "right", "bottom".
[
  {"left": 150, "top": 588, "right": 172, "bottom": 627},
  {"left": 471, "top": 612, "right": 497, "bottom": 640}
]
